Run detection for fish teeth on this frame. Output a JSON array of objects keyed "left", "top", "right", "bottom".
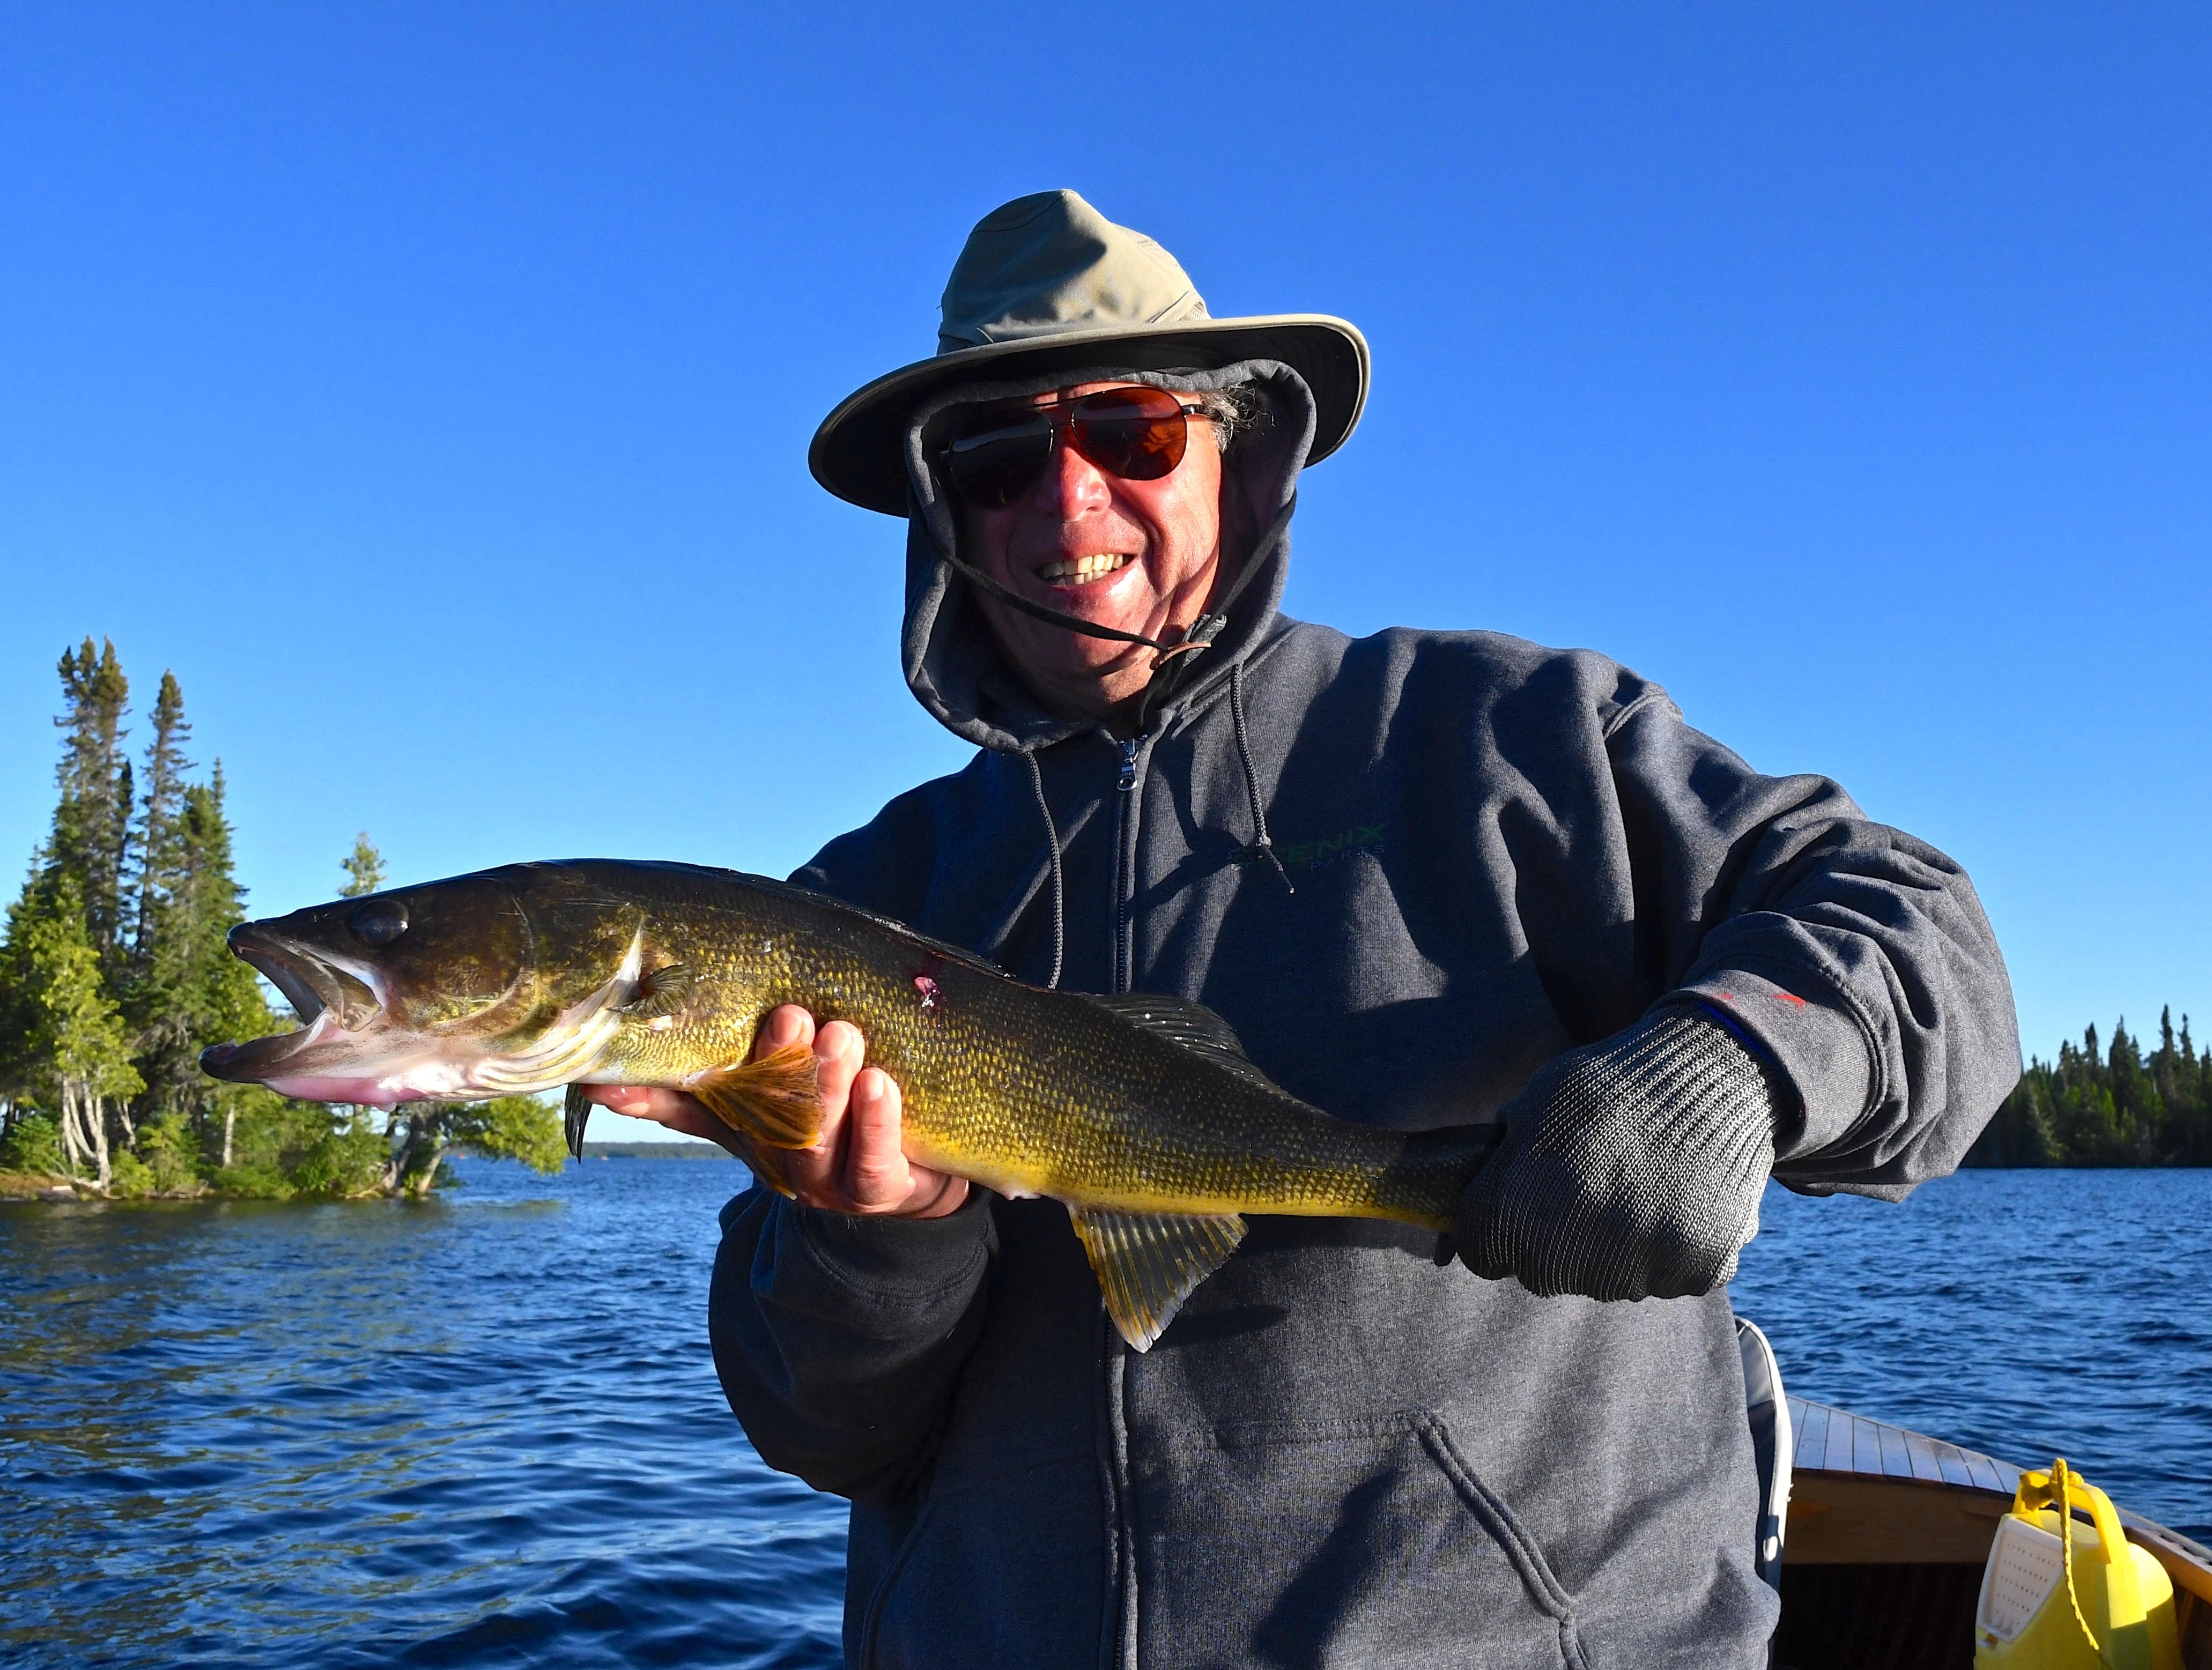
[{"left": 1039, "top": 553, "right": 1133, "bottom": 583}]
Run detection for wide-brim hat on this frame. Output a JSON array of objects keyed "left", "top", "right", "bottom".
[{"left": 810, "top": 190, "right": 1370, "bottom": 516}]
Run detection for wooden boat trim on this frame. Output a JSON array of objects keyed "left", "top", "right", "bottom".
[{"left": 1787, "top": 1397, "right": 2212, "bottom": 1608}]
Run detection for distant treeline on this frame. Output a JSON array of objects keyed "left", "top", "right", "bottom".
[
  {"left": 581, "top": 1142, "right": 740, "bottom": 1160},
  {"left": 0, "top": 639, "right": 564, "bottom": 1199},
  {"left": 1966, "top": 1011, "right": 2212, "bottom": 1168}
]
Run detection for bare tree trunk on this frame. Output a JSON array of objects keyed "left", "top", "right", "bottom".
[
  {"left": 379, "top": 1108, "right": 448, "bottom": 1197},
  {"left": 59, "top": 1084, "right": 85, "bottom": 1177},
  {"left": 61, "top": 1084, "right": 112, "bottom": 1190},
  {"left": 378, "top": 1110, "right": 407, "bottom": 1194},
  {"left": 221, "top": 1105, "right": 235, "bottom": 1170},
  {"left": 405, "top": 1148, "right": 445, "bottom": 1197},
  {"left": 86, "top": 1089, "right": 112, "bottom": 1191}
]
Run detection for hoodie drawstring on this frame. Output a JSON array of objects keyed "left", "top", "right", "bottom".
[
  {"left": 1024, "top": 749, "right": 1066, "bottom": 990},
  {"left": 1015, "top": 677, "right": 1282, "bottom": 994},
  {"left": 1230, "top": 662, "right": 1294, "bottom": 896}
]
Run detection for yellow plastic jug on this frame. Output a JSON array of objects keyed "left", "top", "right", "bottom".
[{"left": 1973, "top": 1459, "right": 2181, "bottom": 1670}]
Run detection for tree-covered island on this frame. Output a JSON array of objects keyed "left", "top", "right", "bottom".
[
  {"left": 3, "top": 638, "right": 2206, "bottom": 1198},
  {"left": 1966, "top": 1011, "right": 2212, "bottom": 1167},
  {"left": 0, "top": 639, "right": 563, "bottom": 1200}
]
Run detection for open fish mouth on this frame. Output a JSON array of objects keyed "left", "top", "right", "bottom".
[
  {"left": 236, "top": 936, "right": 334, "bottom": 1026},
  {"left": 197, "top": 915, "right": 641, "bottom": 1106},
  {"left": 233, "top": 923, "right": 389, "bottom": 1028},
  {"left": 197, "top": 926, "right": 398, "bottom": 1091}
]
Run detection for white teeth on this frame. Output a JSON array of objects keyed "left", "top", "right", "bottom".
[{"left": 1039, "top": 553, "right": 1133, "bottom": 583}]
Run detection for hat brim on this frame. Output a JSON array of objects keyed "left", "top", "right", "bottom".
[{"left": 808, "top": 314, "right": 1370, "bottom": 515}]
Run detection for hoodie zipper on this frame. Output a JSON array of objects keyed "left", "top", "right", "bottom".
[
  {"left": 1106, "top": 729, "right": 1145, "bottom": 1670},
  {"left": 1112, "top": 736, "right": 1141, "bottom": 994}
]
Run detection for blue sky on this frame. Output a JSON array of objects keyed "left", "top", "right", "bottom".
[{"left": 3, "top": 3, "right": 2206, "bottom": 1069}]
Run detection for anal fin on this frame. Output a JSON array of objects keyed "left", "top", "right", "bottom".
[
  {"left": 686, "top": 1043, "right": 823, "bottom": 1150},
  {"left": 1067, "top": 1207, "right": 1247, "bottom": 1353}
]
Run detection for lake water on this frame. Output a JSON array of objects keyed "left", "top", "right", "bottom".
[{"left": 3, "top": 1163, "right": 2207, "bottom": 1667}]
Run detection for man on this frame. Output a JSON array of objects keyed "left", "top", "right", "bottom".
[{"left": 591, "top": 190, "right": 2018, "bottom": 1668}]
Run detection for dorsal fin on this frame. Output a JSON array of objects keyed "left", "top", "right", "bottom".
[
  {"left": 1067, "top": 1206, "right": 1248, "bottom": 1352},
  {"left": 1082, "top": 991, "right": 1245, "bottom": 1050},
  {"left": 1081, "top": 992, "right": 1284, "bottom": 1091},
  {"left": 726, "top": 872, "right": 1008, "bottom": 978}
]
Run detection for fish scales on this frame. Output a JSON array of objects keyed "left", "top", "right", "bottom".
[
  {"left": 609, "top": 878, "right": 1419, "bottom": 1217},
  {"left": 199, "top": 859, "right": 1496, "bottom": 1348}
]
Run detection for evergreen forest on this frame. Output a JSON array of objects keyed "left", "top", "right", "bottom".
[
  {"left": 1, "top": 637, "right": 2205, "bottom": 1199},
  {"left": 0, "top": 640, "right": 564, "bottom": 1199},
  {"left": 1966, "top": 1011, "right": 2212, "bottom": 1168}
]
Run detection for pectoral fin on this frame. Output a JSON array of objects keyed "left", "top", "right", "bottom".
[
  {"left": 1067, "top": 1206, "right": 1247, "bottom": 1353},
  {"left": 686, "top": 1043, "right": 823, "bottom": 1150},
  {"left": 618, "top": 962, "right": 695, "bottom": 1019}
]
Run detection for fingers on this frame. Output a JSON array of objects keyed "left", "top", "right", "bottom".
[
  {"left": 744, "top": 1005, "right": 965, "bottom": 1218},
  {"left": 842, "top": 1067, "right": 912, "bottom": 1210},
  {"left": 756, "top": 1004, "right": 813, "bottom": 1057},
  {"left": 576, "top": 1083, "right": 743, "bottom": 1154},
  {"left": 747, "top": 1007, "right": 831, "bottom": 1200},
  {"left": 779, "top": 1017, "right": 862, "bottom": 1206},
  {"left": 814, "top": 1021, "right": 868, "bottom": 1127},
  {"left": 846, "top": 1067, "right": 968, "bottom": 1219}
]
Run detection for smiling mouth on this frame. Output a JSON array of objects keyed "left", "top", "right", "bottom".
[{"left": 1036, "top": 553, "right": 1134, "bottom": 584}]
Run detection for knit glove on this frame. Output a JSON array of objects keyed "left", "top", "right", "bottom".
[{"left": 1458, "top": 1008, "right": 1784, "bottom": 1301}]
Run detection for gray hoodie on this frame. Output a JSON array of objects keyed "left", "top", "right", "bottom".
[{"left": 709, "top": 364, "right": 2020, "bottom": 1668}]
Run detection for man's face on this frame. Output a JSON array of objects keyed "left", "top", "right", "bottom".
[{"left": 955, "top": 381, "right": 1229, "bottom": 726}]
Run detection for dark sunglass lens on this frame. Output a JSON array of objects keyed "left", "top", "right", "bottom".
[
  {"left": 1071, "top": 388, "right": 1188, "bottom": 480},
  {"left": 945, "top": 412, "right": 1054, "bottom": 507}
]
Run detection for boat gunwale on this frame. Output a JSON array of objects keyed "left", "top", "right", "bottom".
[{"left": 1787, "top": 1397, "right": 2212, "bottom": 1606}]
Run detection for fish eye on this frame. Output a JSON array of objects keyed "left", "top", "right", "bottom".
[{"left": 349, "top": 901, "right": 409, "bottom": 947}]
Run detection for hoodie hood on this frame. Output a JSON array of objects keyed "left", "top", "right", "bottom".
[{"left": 898, "top": 360, "right": 1319, "bottom": 753}]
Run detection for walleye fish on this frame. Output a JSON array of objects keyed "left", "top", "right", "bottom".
[{"left": 201, "top": 860, "right": 1495, "bottom": 1349}]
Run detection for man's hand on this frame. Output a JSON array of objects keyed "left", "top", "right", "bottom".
[{"left": 579, "top": 1006, "right": 969, "bottom": 1219}]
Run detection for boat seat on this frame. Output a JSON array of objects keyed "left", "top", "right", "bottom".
[{"left": 1737, "top": 1315, "right": 1793, "bottom": 1593}]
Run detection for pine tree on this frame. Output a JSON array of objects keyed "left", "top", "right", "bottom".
[
  {"left": 44, "top": 639, "right": 134, "bottom": 978},
  {"left": 131, "top": 671, "right": 193, "bottom": 951},
  {"left": 0, "top": 878, "right": 143, "bottom": 1189},
  {"left": 340, "top": 834, "right": 386, "bottom": 899},
  {"left": 324, "top": 833, "right": 388, "bottom": 1167},
  {"left": 122, "top": 670, "right": 201, "bottom": 1125},
  {"left": 4, "top": 641, "right": 139, "bottom": 1168},
  {"left": 175, "top": 766, "right": 275, "bottom": 1169},
  {"left": 2170, "top": 1013, "right": 2210, "bottom": 1164},
  {"left": 1969, "top": 1008, "right": 2212, "bottom": 1168}
]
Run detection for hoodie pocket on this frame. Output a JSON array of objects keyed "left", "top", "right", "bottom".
[
  {"left": 1134, "top": 1409, "right": 1588, "bottom": 1670},
  {"left": 857, "top": 1452, "right": 1107, "bottom": 1670}
]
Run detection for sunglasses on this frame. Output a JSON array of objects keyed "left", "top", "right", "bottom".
[{"left": 941, "top": 385, "right": 1207, "bottom": 509}]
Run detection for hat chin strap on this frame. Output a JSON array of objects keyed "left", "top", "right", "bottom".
[{"left": 933, "top": 494, "right": 1296, "bottom": 721}]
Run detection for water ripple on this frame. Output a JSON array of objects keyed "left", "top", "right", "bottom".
[
  {"left": 1, "top": 1160, "right": 844, "bottom": 1669},
  {"left": 1732, "top": 1169, "right": 2212, "bottom": 1540},
  {"left": 3, "top": 1162, "right": 2206, "bottom": 1665}
]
